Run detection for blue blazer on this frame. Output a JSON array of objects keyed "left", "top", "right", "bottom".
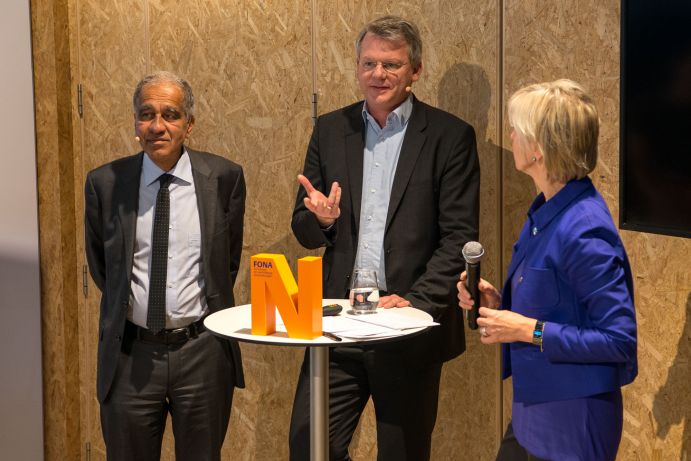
[{"left": 502, "top": 177, "right": 637, "bottom": 403}]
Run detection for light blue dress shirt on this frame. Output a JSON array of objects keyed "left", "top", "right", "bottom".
[
  {"left": 129, "top": 150, "right": 207, "bottom": 329},
  {"left": 354, "top": 96, "right": 413, "bottom": 291}
]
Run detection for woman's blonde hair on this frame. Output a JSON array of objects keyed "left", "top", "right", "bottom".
[{"left": 508, "top": 79, "right": 599, "bottom": 182}]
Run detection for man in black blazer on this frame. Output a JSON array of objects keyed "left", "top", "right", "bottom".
[
  {"left": 289, "top": 16, "right": 480, "bottom": 461},
  {"left": 85, "top": 71, "right": 245, "bottom": 461}
]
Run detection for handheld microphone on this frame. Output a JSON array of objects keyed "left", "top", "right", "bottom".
[{"left": 462, "top": 241, "right": 485, "bottom": 330}]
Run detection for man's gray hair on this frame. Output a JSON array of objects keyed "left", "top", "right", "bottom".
[
  {"left": 132, "top": 71, "right": 195, "bottom": 119},
  {"left": 355, "top": 16, "right": 423, "bottom": 68}
]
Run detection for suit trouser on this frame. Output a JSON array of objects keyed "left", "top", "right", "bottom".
[
  {"left": 100, "top": 328, "right": 236, "bottom": 461},
  {"left": 289, "top": 345, "right": 443, "bottom": 461}
]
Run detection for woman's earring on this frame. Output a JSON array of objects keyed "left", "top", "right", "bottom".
[{"left": 532, "top": 156, "right": 537, "bottom": 162}]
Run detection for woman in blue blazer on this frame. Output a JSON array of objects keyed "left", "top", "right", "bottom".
[{"left": 458, "top": 79, "right": 637, "bottom": 461}]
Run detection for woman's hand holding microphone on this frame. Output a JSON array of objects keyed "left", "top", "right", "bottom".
[{"left": 457, "top": 273, "right": 536, "bottom": 345}]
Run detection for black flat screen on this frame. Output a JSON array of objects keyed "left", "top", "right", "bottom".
[{"left": 620, "top": 0, "right": 691, "bottom": 238}]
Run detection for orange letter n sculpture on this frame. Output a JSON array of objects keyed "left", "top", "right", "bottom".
[{"left": 250, "top": 254, "right": 322, "bottom": 339}]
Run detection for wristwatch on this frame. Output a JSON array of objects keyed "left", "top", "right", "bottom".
[{"left": 532, "top": 320, "right": 545, "bottom": 351}]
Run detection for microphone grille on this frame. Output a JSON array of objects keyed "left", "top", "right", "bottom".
[{"left": 462, "top": 241, "right": 485, "bottom": 264}]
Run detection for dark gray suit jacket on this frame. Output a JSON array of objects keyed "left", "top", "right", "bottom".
[
  {"left": 85, "top": 148, "right": 245, "bottom": 402},
  {"left": 292, "top": 97, "right": 480, "bottom": 365}
]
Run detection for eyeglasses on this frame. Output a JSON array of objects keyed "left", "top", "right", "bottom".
[
  {"left": 359, "top": 60, "right": 408, "bottom": 73},
  {"left": 136, "top": 107, "right": 185, "bottom": 123}
]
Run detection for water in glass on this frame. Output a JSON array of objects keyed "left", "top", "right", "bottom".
[{"left": 349, "top": 269, "right": 379, "bottom": 314}]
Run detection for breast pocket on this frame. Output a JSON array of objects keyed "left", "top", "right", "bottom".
[
  {"left": 516, "top": 267, "right": 560, "bottom": 316},
  {"left": 188, "top": 232, "right": 201, "bottom": 249},
  {"left": 184, "top": 232, "right": 202, "bottom": 278}
]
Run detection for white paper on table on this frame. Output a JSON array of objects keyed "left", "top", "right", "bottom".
[
  {"left": 274, "top": 307, "right": 437, "bottom": 340},
  {"left": 343, "top": 309, "right": 439, "bottom": 330},
  {"left": 272, "top": 311, "right": 397, "bottom": 339},
  {"left": 321, "top": 316, "right": 405, "bottom": 339}
]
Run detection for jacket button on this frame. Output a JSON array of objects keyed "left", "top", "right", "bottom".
[{"left": 116, "top": 335, "right": 122, "bottom": 342}]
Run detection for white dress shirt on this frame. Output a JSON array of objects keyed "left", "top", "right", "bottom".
[{"left": 129, "top": 150, "right": 207, "bottom": 329}]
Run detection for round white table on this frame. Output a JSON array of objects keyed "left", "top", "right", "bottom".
[{"left": 205, "top": 298, "right": 434, "bottom": 461}]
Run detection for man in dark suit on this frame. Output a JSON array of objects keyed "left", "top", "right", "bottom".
[
  {"left": 289, "top": 16, "right": 480, "bottom": 461},
  {"left": 85, "top": 71, "right": 245, "bottom": 461}
]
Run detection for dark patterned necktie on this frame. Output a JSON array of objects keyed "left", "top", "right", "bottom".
[{"left": 147, "top": 173, "right": 174, "bottom": 333}]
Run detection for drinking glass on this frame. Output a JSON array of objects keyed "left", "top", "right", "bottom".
[{"left": 348, "top": 269, "right": 379, "bottom": 314}]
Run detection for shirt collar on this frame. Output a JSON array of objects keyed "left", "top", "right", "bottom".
[
  {"left": 361, "top": 95, "right": 414, "bottom": 129},
  {"left": 142, "top": 148, "right": 194, "bottom": 187},
  {"left": 527, "top": 176, "right": 594, "bottom": 236}
]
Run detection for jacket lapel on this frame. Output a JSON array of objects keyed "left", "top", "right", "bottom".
[
  {"left": 502, "top": 222, "right": 531, "bottom": 300},
  {"left": 344, "top": 103, "right": 365, "bottom": 234},
  {"left": 118, "top": 153, "right": 144, "bottom": 281},
  {"left": 385, "top": 99, "right": 427, "bottom": 232},
  {"left": 187, "top": 148, "right": 216, "bottom": 271}
]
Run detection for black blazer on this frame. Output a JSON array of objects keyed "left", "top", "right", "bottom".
[
  {"left": 292, "top": 97, "right": 480, "bottom": 365},
  {"left": 85, "top": 148, "right": 246, "bottom": 402}
]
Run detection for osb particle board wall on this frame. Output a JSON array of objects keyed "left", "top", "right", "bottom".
[
  {"left": 31, "top": 0, "right": 82, "bottom": 459},
  {"left": 32, "top": 0, "right": 690, "bottom": 460}
]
